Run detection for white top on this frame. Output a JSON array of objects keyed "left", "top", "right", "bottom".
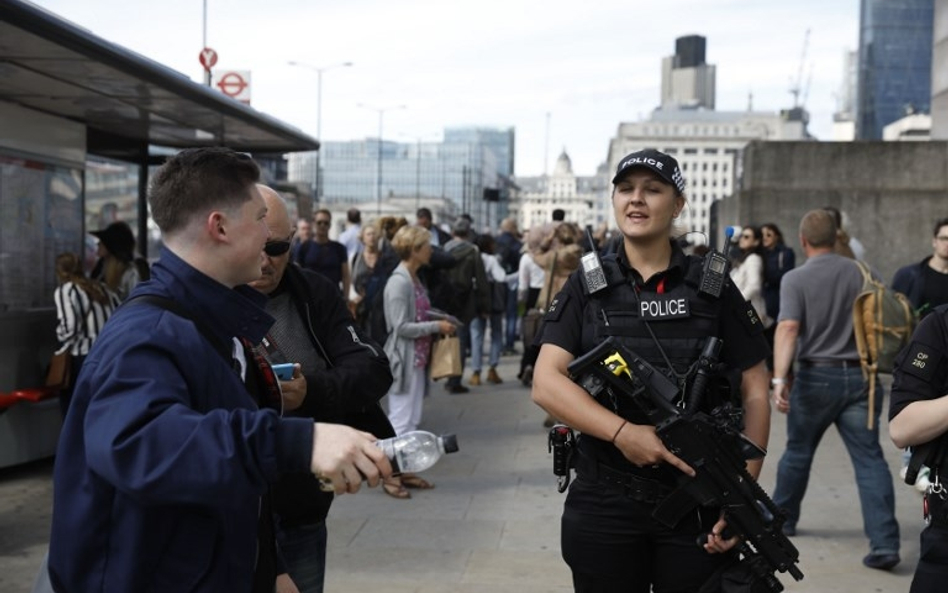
[
  {"left": 730, "top": 253, "right": 772, "bottom": 327},
  {"left": 518, "top": 252, "right": 546, "bottom": 299},
  {"left": 481, "top": 253, "right": 506, "bottom": 283},
  {"left": 54, "top": 281, "right": 121, "bottom": 356}
]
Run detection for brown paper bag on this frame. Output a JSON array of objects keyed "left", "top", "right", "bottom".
[
  {"left": 45, "top": 351, "right": 72, "bottom": 389},
  {"left": 430, "top": 335, "right": 462, "bottom": 380}
]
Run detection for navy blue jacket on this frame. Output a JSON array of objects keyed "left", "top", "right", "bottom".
[{"left": 49, "top": 248, "right": 314, "bottom": 593}]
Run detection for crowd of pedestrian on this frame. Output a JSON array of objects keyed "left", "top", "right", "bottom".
[{"left": 39, "top": 143, "right": 948, "bottom": 592}]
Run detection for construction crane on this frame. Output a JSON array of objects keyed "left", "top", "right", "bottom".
[{"left": 789, "top": 28, "right": 811, "bottom": 108}]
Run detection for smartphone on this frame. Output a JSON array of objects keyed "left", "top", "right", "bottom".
[{"left": 271, "top": 363, "right": 295, "bottom": 381}]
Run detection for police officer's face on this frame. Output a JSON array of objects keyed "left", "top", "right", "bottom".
[{"left": 611, "top": 169, "right": 684, "bottom": 242}]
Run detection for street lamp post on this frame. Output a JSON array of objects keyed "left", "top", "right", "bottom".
[
  {"left": 358, "top": 104, "right": 406, "bottom": 216},
  {"left": 287, "top": 60, "right": 352, "bottom": 205}
]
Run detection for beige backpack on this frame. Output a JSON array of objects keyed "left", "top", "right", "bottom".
[{"left": 852, "top": 261, "right": 915, "bottom": 429}]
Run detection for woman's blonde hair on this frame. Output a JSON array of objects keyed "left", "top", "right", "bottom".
[
  {"left": 55, "top": 252, "right": 111, "bottom": 306},
  {"left": 391, "top": 225, "right": 431, "bottom": 260}
]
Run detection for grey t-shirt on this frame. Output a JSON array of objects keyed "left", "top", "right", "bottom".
[{"left": 778, "top": 252, "right": 863, "bottom": 360}]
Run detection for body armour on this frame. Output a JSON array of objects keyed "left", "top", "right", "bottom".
[{"left": 577, "top": 251, "right": 741, "bottom": 476}]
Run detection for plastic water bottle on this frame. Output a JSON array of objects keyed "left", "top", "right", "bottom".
[
  {"left": 378, "top": 430, "right": 460, "bottom": 473},
  {"left": 317, "top": 430, "right": 459, "bottom": 491}
]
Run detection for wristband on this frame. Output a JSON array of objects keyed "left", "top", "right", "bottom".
[
  {"left": 611, "top": 420, "right": 628, "bottom": 443},
  {"left": 770, "top": 377, "right": 787, "bottom": 386}
]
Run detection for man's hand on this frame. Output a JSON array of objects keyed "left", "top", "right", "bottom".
[
  {"left": 311, "top": 423, "right": 393, "bottom": 494},
  {"left": 613, "top": 422, "right": 695, "bottom": 477},
  {"left": 279, "top": 365, "right": 306, "bottom": 411},
  {"left": 772, "top": 382, "right": 790, "bottom": 414}
]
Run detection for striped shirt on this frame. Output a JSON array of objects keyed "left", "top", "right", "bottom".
[{"left": 53, "top": 281, "right": 121, "bottom": 356}]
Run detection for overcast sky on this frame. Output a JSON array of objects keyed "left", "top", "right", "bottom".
[{"left": 34, "top": 0, "right": 858, "bottom": 177}]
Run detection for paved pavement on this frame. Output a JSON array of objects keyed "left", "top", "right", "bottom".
[{"left": 0, "top": 355, "right": 925, "bottom": 592}]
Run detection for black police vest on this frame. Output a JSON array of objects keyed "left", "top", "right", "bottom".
[{"left": 581, "top": 253, "right": 730, "bottom": 423}]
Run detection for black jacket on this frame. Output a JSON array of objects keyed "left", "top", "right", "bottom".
[
  {"left": 892, "top": 256, "right": 932, "bottom": 311},
  {"left": 272, "top": 264, "right": 394, "bottom": 528}
]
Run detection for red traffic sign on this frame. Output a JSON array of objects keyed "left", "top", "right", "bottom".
[
  {"left": 216, "top": 71, "right": 248, "bottom": 98},
  {"left": 199, "top": 47, "right": 218, "bottom": 71}
]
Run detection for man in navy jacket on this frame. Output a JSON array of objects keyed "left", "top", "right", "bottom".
[{"left": 48, "top": 148, "right": 391, "bottom": 593}]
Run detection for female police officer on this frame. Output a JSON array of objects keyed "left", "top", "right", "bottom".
[
  {"left": 890, "top": 305, "right": 948, "bottom": 592},
  {"left": 532, "top": 148, "right": 771, "bottom": 592}
]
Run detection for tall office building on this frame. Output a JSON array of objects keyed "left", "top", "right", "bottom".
[
  {"left": 857, "top": 0, "right": 934, "bottom": 140},
  {"left": 661, "top": 35, "right": 716, "bottom": 110},
  {"left": 832, "top": 50, "right": 858, "bottom": 141}
]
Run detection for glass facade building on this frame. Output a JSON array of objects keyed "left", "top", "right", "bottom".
[
  {"left": 288, "top": 126, "right": 515, "bottom": 225},
  {"left": 857, "top": 0, "right": 934, "bottom": 139}
]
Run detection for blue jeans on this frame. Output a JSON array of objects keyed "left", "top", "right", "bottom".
[
  {"left": 772, "top": 366, "right": 900, "bottom": 555},
  {"left": 278, "top": 521, "right": 327, "bottom": 593},
  {"left": 470, "top": 313, "right": 502, "bottom": 371},
  {"left": 504, "top": 286, "right": 519, "bottom": 349}
]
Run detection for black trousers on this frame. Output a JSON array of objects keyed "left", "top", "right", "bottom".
[
  {"left": 562, "top": 475, "right": 726, "bottom": 593},
  {"left": 911, "top": 524, "right": 948, "bottom": 593}
]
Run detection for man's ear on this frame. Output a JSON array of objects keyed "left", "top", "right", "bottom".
[{"left": 206, "top": 210, "right": 228, "bottom": 243}]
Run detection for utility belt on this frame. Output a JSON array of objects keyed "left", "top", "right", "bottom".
[{"left": 574, "top": 452, "right": 674, "bottom": 504}]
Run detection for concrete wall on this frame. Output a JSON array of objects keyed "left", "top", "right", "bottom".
[{"left": 718, "top": 141, "right": 948, "bottom": 283}]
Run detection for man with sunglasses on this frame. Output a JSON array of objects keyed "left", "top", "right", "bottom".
[
  {"left": 251, "top": 186, "right": 394, "bottom": 593},
  {"left": 296, "top": 209, "right": 351, "bottom": 301}
]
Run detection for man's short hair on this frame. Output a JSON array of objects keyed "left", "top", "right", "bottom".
[
  {"left": 452, "top": 218, "right": 472, "bottom": 238},
  {"left": 314, "top": 209, "right": 332, "bottom": 220},
  {"left": 347, "top": 208, "right": 361, "bottom": 225},
  {"left": 800, "top": 209, "right": 837, "bottom": 248},
  {"left": 416, "top": 207, "right": 433, "bottom": 220},
  {"left": 149, "top": 147, "right": 260, "bottom": 235},
  {"left": 934, "top": 217, "right": 948, "bottom": 237}
]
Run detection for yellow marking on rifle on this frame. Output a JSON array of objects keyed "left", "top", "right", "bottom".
[{"left": 604, "top": 352, "right": 632, "bottom": 379}]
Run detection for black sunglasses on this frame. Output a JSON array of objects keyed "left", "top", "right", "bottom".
[{"left": 264, "top": 240, "right": 292, "bottom": 257}]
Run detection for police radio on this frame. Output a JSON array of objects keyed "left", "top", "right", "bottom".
[
  {"left": 698, "top": 249, "right": 730, "bottom": 298},
  {"left": 581, "top": 228, "right": 608, "bottom": 294}
]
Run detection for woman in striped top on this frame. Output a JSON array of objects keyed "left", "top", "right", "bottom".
[{"left": 53, "top": 252, "right": 121, "bottom": 416}]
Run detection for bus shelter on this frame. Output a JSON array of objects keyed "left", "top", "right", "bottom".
[{"left": 0, "top": 0, "right": 318, "bottom": 467}]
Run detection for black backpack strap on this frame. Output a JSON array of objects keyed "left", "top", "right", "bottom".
[{"left": 124, "top": 295, "right": 233, "bottom": 365}]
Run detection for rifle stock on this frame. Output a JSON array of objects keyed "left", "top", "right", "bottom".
[{"left": 567, "top": 337, "right": 804, "bottom": 590}]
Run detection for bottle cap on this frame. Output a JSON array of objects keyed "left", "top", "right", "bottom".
[{"left": 441, "top": 433, "right": 459, "bottom": 454}]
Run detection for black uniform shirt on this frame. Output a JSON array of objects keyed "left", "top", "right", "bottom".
[
  {"left": 890, "top": 304, "right": 948, "bottom": 420},
  {"left": 540, "top": 241, "right": 767, "bottom": 373}
]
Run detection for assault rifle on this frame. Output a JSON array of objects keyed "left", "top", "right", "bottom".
[{"left": 568, "top": 337, "right": 803, "bottom": 592}]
